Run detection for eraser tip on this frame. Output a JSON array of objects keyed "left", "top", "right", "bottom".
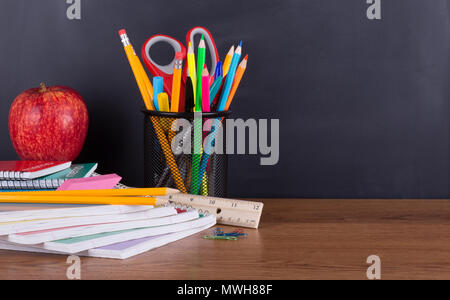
[{"left": 175, "top": 52, "right": 184, "bottom": 60}]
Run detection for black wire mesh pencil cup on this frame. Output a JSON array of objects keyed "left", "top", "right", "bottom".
[{"left": 143, "top": 110, "right": 231, "bottom": 197}]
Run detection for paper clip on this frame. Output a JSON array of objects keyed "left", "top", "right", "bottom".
[
  {"left": 203, "top": 235, "right": 238, "bottom": 241},
  {"left": 227, "top": 229, "right": 247, "bottom": 237},
  {"left": 213, "top": 228, "right": 247, "bottom": 237},
  {"left": 213, "top": 228, "right": 224, "bottom": 236}
]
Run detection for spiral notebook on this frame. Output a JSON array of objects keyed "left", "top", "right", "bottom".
[
  {"left": 0, "top": 163, "right": 97, "bottom": 190},
  {"left": 0, "top": 161, "right": 71, "bottom": 180}
]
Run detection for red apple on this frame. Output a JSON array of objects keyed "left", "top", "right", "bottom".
[{"left": 8, "top": 83, "right": 89, "bottom": 161}]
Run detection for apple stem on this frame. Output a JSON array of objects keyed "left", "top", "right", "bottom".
[{"left": 40, "top": 83, "right": 47, "bottom": 92}]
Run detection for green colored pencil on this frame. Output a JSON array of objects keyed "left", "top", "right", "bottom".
[
  {"left": 191, "top": 36, "right": 206, "bottom": 194},
  {"left": 195, "top": 36, "right": 206, "bottom": 112}
]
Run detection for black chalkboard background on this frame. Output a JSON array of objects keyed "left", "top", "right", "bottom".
[{"left": 0, "top": 0, "right": 449, "bottom": 198}]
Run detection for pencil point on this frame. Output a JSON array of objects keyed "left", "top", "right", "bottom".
[
  {"left": 199, "top": 38, "right": 206, "bottom": 48},
  {"left": 227, "top": 45, "right": 235, "bottom": 56},
  {"left": 201, "top": 34, "right": 205, "bottom": 40},
  {"left": 202, "top": 65, "right": 209, "bottom": 76},
  {"left": 240, "top": 55, "right": 248, "bottom": 68},
  {"left": 239, "top": 40, "right": 243, "bottom": 47}
]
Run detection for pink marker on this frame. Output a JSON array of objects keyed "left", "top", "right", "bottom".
[{"left": 201, "top": 64, "right": 211, "bottom": 112}]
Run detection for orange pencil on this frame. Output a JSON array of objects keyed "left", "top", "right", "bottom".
[
  {"left": 171, "top": 52, "right": 183, "bottom": 112},
  {"left": 222, "top": 45, "right": 235, "bottom": 77},
  {"left": 225, "top": 54, "right": 248, "bottom": 110}
]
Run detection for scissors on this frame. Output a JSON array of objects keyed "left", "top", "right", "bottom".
[{"left": 141, "top": 27, "right": 220, "bottom": 100}]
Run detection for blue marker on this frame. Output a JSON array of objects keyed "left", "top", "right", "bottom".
[{"left": 152, "top": 76, "right": 164, "bottom": 111}]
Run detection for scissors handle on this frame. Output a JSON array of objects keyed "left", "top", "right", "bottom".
[
  {"left": 184, "top": 27, "right": 219, "bottom": 81},
  {"left": 142, "top": 34, "right": 187, "bottom": 98}
]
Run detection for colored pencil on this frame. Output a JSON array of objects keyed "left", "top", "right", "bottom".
[
  {"left": 210, "top": 61, "right": 223, "bottom": 86},
  {"left": 190, "top": 37, "right": 206, "bottom": 194},
  {"left": 217, "top": 41, "right": 242, "bottom": 111},
  {"left": 214, "top": 61, "right": 223, "bottom": 80},
  {"left": 195, "top": 36, "right": 206, "bottom": 113},
  {"left": 209, "top": 76, "right": 223, "bottom": 105},
  {"left": 202, "top": 65, "right": 211, "bottom": 112},
  {"left": 187, "top": 42, "right": 197, "bottom": 100},
  {"left": 191, "top": 114, "right": 203, "bottom": 194},
  {"left": 222, "top": 45, "right": 235, "bottom": 77},
  {"left": 225, "top": 54, "right": 248, "bottom": 110}
]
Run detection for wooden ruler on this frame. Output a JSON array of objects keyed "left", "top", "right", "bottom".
[
  {"left": 111, "top": 177, "right": 264, "bottom": 228},
  {"left": 155, "top": 194, "right": 264, "bottom": 229}
]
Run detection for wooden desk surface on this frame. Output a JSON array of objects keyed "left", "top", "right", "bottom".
[{"left": 1, "top": 199, "right": 450, "bottom": 280}]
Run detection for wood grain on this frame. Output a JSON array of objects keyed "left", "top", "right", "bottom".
[{"left": 1, "top": 199, "right": 450, "bottom": 280}]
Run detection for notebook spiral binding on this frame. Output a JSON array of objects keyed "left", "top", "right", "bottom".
[
  {"left": 0, "top": 171, "right": 24, "bottom": 180},
  {"left": 0, "top": 178, "right": 65, "bottom": 190}
]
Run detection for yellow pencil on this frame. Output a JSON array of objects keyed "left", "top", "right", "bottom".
[
  {"left": 171, "top": 52, "right": 183, "bottom": 112},
  {"left": 0, "top": 187, "right": 179, "bottom": 197},
  {"left": 119, "top": 29, "right": 154, "bottom": 110},
  {"left": 225, "top": 54, "right": 248, "bottom": 110},
  {"left": 136, "top": 55, "right": 154, "bottom": 101},
  {"left": 187, "top": 42, "right": 197, "bottom": 99},
  {"left": 0, "top": 195, "right": 157, "bottom": 206},
  {"left": 222, "top": 45, "right": 235, "bottom": 77}
]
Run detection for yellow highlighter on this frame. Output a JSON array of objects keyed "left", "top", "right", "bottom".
[{"left": 158, "top": 93, "right": 170, "bottom": 112}]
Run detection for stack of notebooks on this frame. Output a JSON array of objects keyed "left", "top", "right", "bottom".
[
  {"left": 0, "top": 161, "right": 216, "bottom": 259},
  {"left": 0, "top": 203, "right": 216, "bottom": 259},
  {"left": 0, "top": 161, "right": 98, "bottom": 191}
]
